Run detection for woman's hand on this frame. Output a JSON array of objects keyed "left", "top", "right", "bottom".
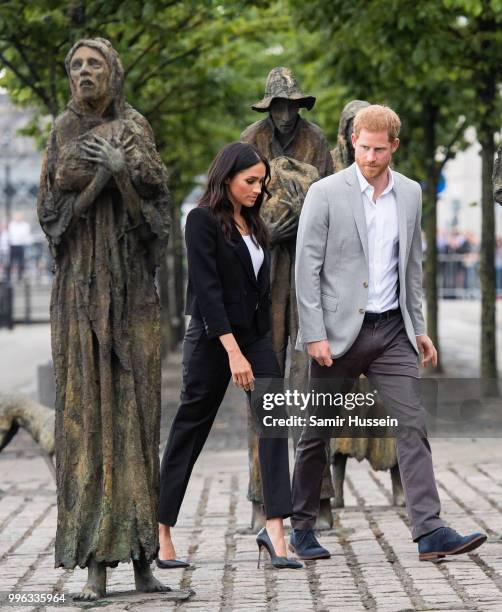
[
  {"left": 218, "top": 333, "right": 254, "bottom": 391},
  {"left": 228, "top": 349, "right": 255, "bottom": 391},
  {"left": 81, "top": 134, "right": 134, "bottom": 176}
]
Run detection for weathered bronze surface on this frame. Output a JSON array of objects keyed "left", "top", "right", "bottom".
[
  {"left": 331, "top": 99, "right": 370, "bottom": 172},
  {"left": 37, "top": 38, "right": 170, "bottom": 597}
]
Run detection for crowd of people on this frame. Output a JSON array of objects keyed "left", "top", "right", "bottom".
[{"left": 423, "top": 228, "right": 502, "bottom": 298}]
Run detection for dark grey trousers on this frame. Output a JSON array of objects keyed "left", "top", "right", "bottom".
[{"left": 291, "top": 311, "right": 445, "bottom": 540}]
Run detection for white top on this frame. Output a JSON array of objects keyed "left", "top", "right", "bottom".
[
  {"left": 355, "top": 163, "right": 399, "bottom": 313},
  {"left": 242, "top": 235, "right": 264, "bottom": 279},
  {"left": 7, "top": 220, "right": 32, "bottom": 247}
]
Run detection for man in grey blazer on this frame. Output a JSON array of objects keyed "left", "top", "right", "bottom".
[{"left": 289, "top": 105, "right": 486, "bottom": 561}]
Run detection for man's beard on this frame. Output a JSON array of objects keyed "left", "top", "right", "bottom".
[{"left": 363, "top": 163, "right": 387, "bottom": 178}]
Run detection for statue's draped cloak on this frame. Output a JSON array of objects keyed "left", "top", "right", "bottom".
[{"left": 37, "top": 102, "right": 170, "bottom": 569}]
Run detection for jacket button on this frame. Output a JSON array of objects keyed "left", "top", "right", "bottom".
[
  {"left": 359, "top": 308, "right": 365, "bottom": 314},
  {"left": 363, "top": 281, "right": 368, "bottom": 288}
]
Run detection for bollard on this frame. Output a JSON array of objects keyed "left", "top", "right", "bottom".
[{"left": 0, "top": 281, "right": 13, "bottom": 329}]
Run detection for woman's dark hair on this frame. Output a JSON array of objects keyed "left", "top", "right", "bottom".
[{"left": 198, "top": 142, "right": 271, "bottom": 246}]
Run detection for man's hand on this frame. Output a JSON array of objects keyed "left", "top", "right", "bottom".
[
  {"left": 416, "top": 334, "right": 438, "bottom": 368},
  {"left": 307, "top": 340, "right": 333, "bottom": 367}
]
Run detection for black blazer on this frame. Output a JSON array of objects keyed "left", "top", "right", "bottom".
[{"left": 184, "top": 206, "right": 271, "bottom": 339}]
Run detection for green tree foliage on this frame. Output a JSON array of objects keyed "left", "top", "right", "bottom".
[
  {"left": 0, "top": 0, "right": 298, "bottom": 349},
  {"left": 288, "top": 0, "right": 501, "bottom": 378},
  {"left": 0, "top": 1, "right": 292, "bottom": 197}
]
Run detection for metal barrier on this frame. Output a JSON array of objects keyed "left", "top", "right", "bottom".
[
  {"left": 436, "top": 253, "right": 482, "bottom": 299},
  {"left": 9, "top": 278, "right": 51, "bottom": 324},
  {"left": 1, "top": 254, "right": 498, "bottom": 328}
]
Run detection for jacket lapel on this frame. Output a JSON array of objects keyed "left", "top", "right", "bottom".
[
  {"left": 345, "top": 164, "right": 369, "bottom": 264},
  {"left": 257, "top": 247, "right": 270, "bottom": 294},
  {"left": 392, "top": 174, "right": 408, "bottom": 278},
  {"left": 232, "top": 231, "right": 259, "bottom": 287}
]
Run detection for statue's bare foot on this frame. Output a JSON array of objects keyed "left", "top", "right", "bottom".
[
  {"left": 133, "top": 558, "right": 171, "bottom": 593},
  {"left": 74, "top": 561, "right": 106, "bottom": 601}
]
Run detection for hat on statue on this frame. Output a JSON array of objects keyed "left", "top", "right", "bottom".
[{"left": 252, "top": 67, "right": 316, "bottom": 112}]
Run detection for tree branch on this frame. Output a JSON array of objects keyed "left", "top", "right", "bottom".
[
  {"left": 0, "top": 48, "right": 56, "bottom": 115},
  {"left": 124, "top": 37, "right": 159, "bottom": 77},
  {"left": 437, "top": 117, "right": 467, "bottom": 174},
  {"left": 132, "top": 43, "right": 206, "bottom": 92}
]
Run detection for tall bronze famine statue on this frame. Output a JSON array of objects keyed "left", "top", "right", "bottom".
[
  {"left": 37, "top": 38, "right": 170, "bottom": 600},
  {"left": 241, "top": 67, "right": 335, "bottom": 530}
]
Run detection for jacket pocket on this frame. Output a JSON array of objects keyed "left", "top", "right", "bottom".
[{"left": 321, "top": 293, "right": 338, "bottom": 312}]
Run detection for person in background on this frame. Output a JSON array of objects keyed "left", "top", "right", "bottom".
[
  {"left": 7, "top": 212, "right": 32, "bottom": 281},
  {"left": 0, "top": 221, "right": 9, "bottom": 280}
]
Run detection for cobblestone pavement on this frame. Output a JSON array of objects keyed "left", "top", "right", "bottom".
[
  {"left": 1, "top": 349, "right": 502, "bottom": 611},
  {"left": 1, "top": 300, "right": 502, "bottom": 612}
]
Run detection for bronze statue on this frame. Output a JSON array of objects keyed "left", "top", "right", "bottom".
[
  {"left": 241, "top": 67, "right": 334, "bottom": 530},
  {"left": 330, "top": 99, "right": 404, "bottom": 509},
  {"left": 494, "top": 145, "right": 502, "bottom": 205},
  {"left": 331, "top": 100, "right": 370, "bottom": 171},
  {"left": 0, "top": 392, "right": 55, "bottom": 479},
  {"left": 37, "top": 38, "right": 170, "bottom": 600}
]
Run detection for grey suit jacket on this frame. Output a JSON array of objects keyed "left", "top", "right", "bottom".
[{"left": 295, "top": 162, "right": 425, "bottom": 358}]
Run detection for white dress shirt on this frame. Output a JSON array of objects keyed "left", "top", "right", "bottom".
[{"left": 355, "top": 164, "right": 399, "bottom": 313}]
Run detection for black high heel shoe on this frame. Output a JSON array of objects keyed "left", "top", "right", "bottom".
[
  {"left": 156, "top": 558, "right": 190, "bottom": 569},
  {"left": 256, "top": 528, "right": 303, "bottom": 569}
]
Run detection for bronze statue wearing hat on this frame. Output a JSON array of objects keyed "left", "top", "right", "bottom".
[
  {"left": 243, "top": 67, "right": 332, "bottom": 175},
  {"left": 241, "top": 67, "right": 334, "bottom": 531}
]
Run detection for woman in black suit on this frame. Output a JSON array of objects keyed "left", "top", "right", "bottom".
[{"left": 157, "top": 142, "right": 300, "bottom": 569}]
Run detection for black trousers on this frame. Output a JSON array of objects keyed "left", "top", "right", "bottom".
[
  {"left": 158, "top": 316, "right": 292, "bottom": 526},
  {"left": 8, "top": 245, "right": 25, "bottom": 281}
]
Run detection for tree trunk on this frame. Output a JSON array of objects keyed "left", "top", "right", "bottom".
[
  {"left": 479, "top": 130, "right": 498, "bottom": 384},
  {"left": 422, "top": 102, "right": 442, "bottom": 371},
  {"left": 474, "top": 15, "right": 499, "bottom": 388}
]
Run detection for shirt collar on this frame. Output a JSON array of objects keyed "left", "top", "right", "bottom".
[{"left": 355, "top": 163, "right": 395, "bottom": 197}]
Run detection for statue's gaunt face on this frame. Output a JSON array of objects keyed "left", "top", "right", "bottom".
[
  {"left": 69, "top": 46, "right": 110, "bottom": 103},
  {"left": 269, "top": 98, "right": 300, "bottom": 135}
]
